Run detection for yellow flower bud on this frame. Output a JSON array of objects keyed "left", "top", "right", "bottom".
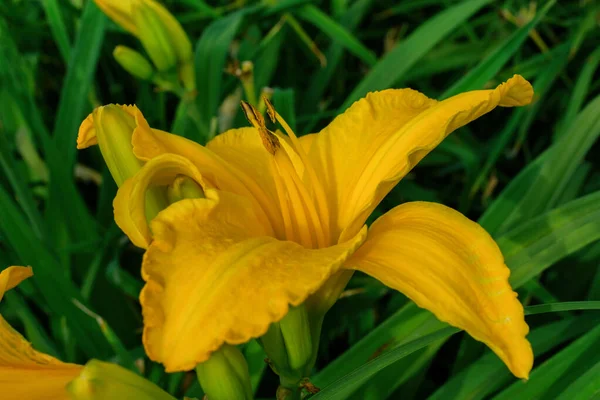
[
  {"left": 95, "top": 0, "right": 193, "bottom": 72},
  {"left": 196, "top": 344, "right": 253, "bottom": 400},
  {"left": 113, "top": 45, "right": 154, "bottom": 80},
  {"left": 131, "top": 0, "right": 177, "bottom": 72},
  {"left": 94, "top": 0, "right": 138, "bottom": 35},
  {"left": 67, "top": 360, "right": 175, "bottom": 400},
  {"left": 77, "top": 104, "right": 169, "bottom": 220}
]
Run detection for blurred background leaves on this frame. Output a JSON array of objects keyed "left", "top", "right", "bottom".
[{"left": 1, "top": 0, "right": 599, "bottom": 398}]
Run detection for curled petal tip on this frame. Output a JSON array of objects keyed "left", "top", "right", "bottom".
[
  {"left": 498, "top": 74, "right": 534, "bottom": 107},
  {"left": 77, "top": 114, "right": 97, "bottom": 149}
]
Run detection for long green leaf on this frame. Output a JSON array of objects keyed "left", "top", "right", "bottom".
[
  {"left": 53, "top": 1, "right": 105, "bottom": 169},
  {"left": 339, "top": 0, "right": 491, "bottom": 111},
  {"left": 481, "top": 94, "right": 600, "bottom": 235},
  {"left": 40, "top": 0, "right": 72, "bottom": 63},
  {"left": 430, "top": 315, "right": 600, "bottom": 400},
  {"left": 441, "top": 0, "right": 555, "bottom": 98},
  {"left": 294, "top": 5, "right": 376, "bottom": 66},
  {"left": 0, "top": 186, "right": 111, "bottom": 358},
  {"left": 494, "top": 324, "right": 600, "bottom": 399},
  {"left": 194, "top": 8, "right": 251, "bottom": 139}
]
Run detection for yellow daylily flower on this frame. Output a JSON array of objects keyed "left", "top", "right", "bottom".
[
  {"left": 0, "top": 267, "right": 178, "bottom": 400},
  {"left": 79, "top": 75, "right": 535, "bottom": 380},
  {"left": 0, "top": 266, "right": 82, "bottom": 399}
]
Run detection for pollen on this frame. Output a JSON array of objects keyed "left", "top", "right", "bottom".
[{"left": 240, "top": 101, "right": 280, "bottom": 155}]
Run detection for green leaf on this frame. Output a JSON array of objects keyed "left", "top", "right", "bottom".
[
  {"left": 294, "top": 5, "right": 376, "bottom": 66},
  {"left": 40, "top": 0, "right": 72, "bottom": 63},
  {"left": 468, "top": 44, "right": 570, "bottom": 200},
  {"left": 556, "top": 359, "right": 600, "bottom": 400},
  {"left": 500, "top": 190, "right": 600, "bottom": 288},
  {"left": 194, "top": 8, "right": 251, "bottom": 139},
  {"left": 430, "top": 315, "right": 600, "bottom": 400},
  {"left": 339, "top": 0, "right": 492, "bottom": 111},
  {"left": 494, "top": 324, "right": 600, "bottom": 399},
  {"left": 0, "top": 186, "right": 111, "bottom": 358},
  {"left": 53, "top": 1, "right": 105, "bottom": 170},
  {"left": 481, "top": 94, "right": 600, "bottom": 235},
  {"left": 310, "top": 327, "right": 460, "bottom": 400},
  {"left": 555, "top": 46, "right": 600, "bottom": 140},
  {"left": 441, "top": 0, "right": 555, "bottom": 98}
]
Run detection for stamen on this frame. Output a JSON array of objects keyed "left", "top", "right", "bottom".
[
  {"left": 263, "top": 97, "right": 332, "bottom": 245},
  {"left": 240, "top": 101, "right": 280, "bottom": 155}
]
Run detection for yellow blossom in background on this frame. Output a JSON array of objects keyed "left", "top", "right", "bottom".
[
  {"left": 0, "top": 266, "right": 178, "bottom": 400},
  {"left": 0, "top": 266, "right": 82, "bottom": 400},
  {"left": 95, "top": 0, "right": 195, "bottom": 90},
  {"left": 79, "top": 75, "right": 535, "bottom": 385}
]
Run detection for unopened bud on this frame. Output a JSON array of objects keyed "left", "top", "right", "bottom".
[
  {"left": 67, "top": 360, "right": 175, "bottom": 400},
  {"left": 113, "top": 45, "right": 154, "bottom": 80},
  {"left": 195, "top": 344, "right": 253, "bottom": 400},
  {"left": 77, "top": 105, "right": 169, "bottom": 219},
  {"left": 131, "top": 0, "right": 177, "bottom": 72},
  {"left": 279, "top": 305, "right": 312, "bottom": 372}
]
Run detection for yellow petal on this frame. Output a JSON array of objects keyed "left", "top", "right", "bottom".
[
  {"left": 0, "top": 317, "right": 82, "bottom": 400},
  {"left": 132, "top": 125, "right": 280, "bottom": 233},
  {"left": 140, "top": 188, "right": 367, "bottom": 372},
  {"left": 94, "top": 0, "right": 138, "bottom": 35},
  {"left": 76, "top": 104, "right": 137, "bottom": 150},
  {"left": 309, "top": 75, "right": 533, "bottom": 243},
  {"left": 0, "top": 267, "right": 82, "bottom": 400},
  {"left": 0, "top": 266, "right": 32, "bottom": 301},
  {"left": 345, "top": 202, "right": 532, "bottom": 379},
  {"left": 114, "top": 154, "right": 208, "bottom": 249}
]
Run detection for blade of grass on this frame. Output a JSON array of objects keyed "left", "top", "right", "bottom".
[
  {"left": 484, "top": 93, "right": 600, "bottom": 235},
  {"left": 339, "top": 0, "right": 492, "bottom": 111},
  {"left": 53, "top": 0, "right": 105, "bottom": 169},
  {"left": 555, "top": 46, "right": 600, "bottom": 140},
  {"left": 0, "top": 186, "right": 111, "bottom": 357},
  {"left": 194, "top": 7, "right": 258, "bottom": 140},
  {"left": 441, "top": 0, "right": 555, "bottom": 99},
  {"left": 556, "top": 359, "right": 600, "bottom": 399},
  {"left": 430, "top": 315, "right": 600, "bottom": 400},
  {"left": 468, "top": 44, "right": 570, "bottom": 201},
  {"left": 494, "top": 324, "right": 600, "bottom": 399},
  {"left": 294, "top": 5, "right": 376, "bottom": 66},
  {"left": 40, "top": 0, "right": 72, "bottom": 63},
  {"left": 314, "top": 302, "right": 600, "bottom": 400}
]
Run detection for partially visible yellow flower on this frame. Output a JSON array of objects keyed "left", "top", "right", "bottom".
[
  {"left": 0, "top": 267, "right": 177, "bottom": 400},
  {"left": 95, "top": 0, "right": 195, "bottom": 89},
  {"left": 79, "top": 75, "right": 535, "bottom": 382},
  {"left": 0, "top": 266, "right": 81, "bottom": 399}
]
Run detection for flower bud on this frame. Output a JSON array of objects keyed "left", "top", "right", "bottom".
[
  {"left": 113, "top": 45, "right": 154, "bottom": 80},
  {"left": 131, "top": 0, "right": 177, "bottom": 72},
  {"left": 278, "top": 305, "right": 313, "bottom": 372},
  {"left": 95, "top": 0, "right": 193, "bottom": 74},
  {"left": 259, "top": 304, "right": 314, "bottom": 387},
  {"left": 67, "top": 360, "right": 175, "bottom": 400},
  {"left": 195, "top": 344, "right": 253, "bottom": 400},
  {"left": 77, "top": 105, "right": 169, "bottom": 219}
]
